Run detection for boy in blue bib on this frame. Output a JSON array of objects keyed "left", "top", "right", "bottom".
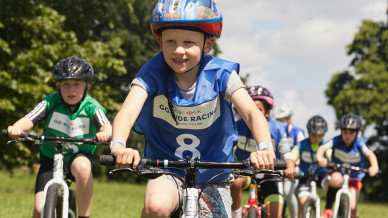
[
  {"left": 109, "top": 1, "right": 276, "bottom": 217},
  {"left": 231, "top": 86, "right": 295, "bottom": 218},
  {"left": 292, "top": 115, "right": 330, "bottom": 218},
  {"left": 316, "top": 113, "right": 379, "bottom": 218}
]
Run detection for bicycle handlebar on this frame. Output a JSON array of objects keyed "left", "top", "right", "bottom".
[
  {"left": 2, "top": 129, "right": 109, "bottom": 145},
  {"left": 326, "top": 162, "right": 381, "bottom": 174},
  {"left": 99, "top": 155, "right": 287, "bottom": 171}
]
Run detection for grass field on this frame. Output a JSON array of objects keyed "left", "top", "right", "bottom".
[{"left": 1, "top": 168, "right": 387, "bottom": 218}]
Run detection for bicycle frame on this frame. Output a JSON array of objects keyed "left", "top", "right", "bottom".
[
  {"left": 100, "top": 156, "right": 286, "bottom": 218},
  {"left": 242, "top": 182, "right": 261, "bottom": 217}
]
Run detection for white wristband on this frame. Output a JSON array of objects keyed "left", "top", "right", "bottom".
[
  {"left": 257, "top": 141, "right": 273, "bottom": 150},
  {"left": 110, "top": 137, "right": 126, "bottom": 149}
]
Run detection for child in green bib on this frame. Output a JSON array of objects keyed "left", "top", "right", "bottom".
[{"left": 7, "top": 57, "right": 112, "bottom": 218}]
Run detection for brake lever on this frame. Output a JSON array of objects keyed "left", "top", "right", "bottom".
[
  {"left": 109, "top": 167, "right": 165, "bottom": 180},
  {"left": 7, "top": 139, "right": 22, "bottom": 144}
]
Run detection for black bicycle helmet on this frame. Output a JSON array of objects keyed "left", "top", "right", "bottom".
[
  {"left": 307, "top": 115, "right": 328, "bottom": 134},
  {"left": 53, "top": 57, "right": 94, "bottom": 82},
  {"left": 339, "top": 113, "right": 362, "bottom": 131}
]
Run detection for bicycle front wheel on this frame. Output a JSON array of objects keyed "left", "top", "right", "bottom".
[
  {"left": 43, "top": 184, "right": 63, "bottom": 218},
  {"left": 302, "top": 198, "right": 317, "bottom": 218},
  {"left": 246, "top": 207, "right": 259, "bottom": 218},
  {"left": 337, "top": 194, "right": 350, "bottom": 218},
  {"left": 68, "top": 189, "right": 77, "bottom": 218}
]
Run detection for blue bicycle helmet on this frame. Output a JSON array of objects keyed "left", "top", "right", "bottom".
[{"left": 151, "top": 0, "right": 223, "bottom": 38}]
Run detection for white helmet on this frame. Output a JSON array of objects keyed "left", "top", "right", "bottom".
[{"left": 274, "top": 104, "right": 293, "bottom": 119}]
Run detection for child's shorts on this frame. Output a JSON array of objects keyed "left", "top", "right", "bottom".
[
  {"left": 35, "top": 152, "right": 92, "bottom": 193},
  {"left": 349, "top": 179, "right": 363, "bottom": 192},
  {"left": 297, "top": 173, "right": 330, "bottom": 198},
  {"left": 158, "top": 173, "right": 234, "bottom": 218}
]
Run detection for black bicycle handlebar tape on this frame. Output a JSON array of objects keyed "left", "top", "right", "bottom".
[{"left": 99, "top": 155, "right": 287, "bottom": 170}]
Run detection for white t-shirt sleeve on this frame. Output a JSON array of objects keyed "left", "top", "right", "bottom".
[{"left": 225, "top": 70, "right": 245, "bottom": 101}]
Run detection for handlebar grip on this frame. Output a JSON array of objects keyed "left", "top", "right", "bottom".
[
  {"left": 274, "top": 160, "right": 286, "bottom": 170},
  {"left": 99, "top": 155, "right": 116, "bottom": 166},
  {"left": 2, "top": 129, "right": 28, "bottom": 138}
]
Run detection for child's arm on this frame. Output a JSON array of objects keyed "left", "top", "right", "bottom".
[
  {"left": 291, "top": 145, "right": 300, "bottom": 162},
  {"left": 110, "top": 85, "right": 147, "bottom": 168},
  {"left": 96, "top": 123, "right": 112, "bottom": 142},
  {"left": 231, "top": 88, "right": 275, "bottom": 169},
  {"left": 7, "top": 117, "right": 34, "bottom": 138},
  {"left": 365, "top": 150, "right": 379, "bottom": 177},
  {"left": 278, "top": 136, "right": 295, "bottom": 178},
  {"left": 316, "top": 144, "right": 328, "bottom": 167}
]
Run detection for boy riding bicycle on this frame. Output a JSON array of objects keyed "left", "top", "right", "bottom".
[
  {"left": 231, "top": 86, "right": 295, "bottom": 218},
  {"left": 291, "top": 115, "right": 331, "bottom": 218},
  {"left": 316, "top": 113, "right": 379, "bottom": 218},
  {"left": 109, "top": 1, "right": 276, "bottom": 217},
  {"left": 7, "top": 57, "right": 112, "bottom": 218}
]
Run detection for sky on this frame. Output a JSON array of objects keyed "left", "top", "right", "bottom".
[{"left": 215, "top": 0, "right": 387, "bottom": 138}]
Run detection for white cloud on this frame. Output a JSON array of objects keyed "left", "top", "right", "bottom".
[{"left": 216, "top": 0, "right": 387, "bottom": 137}]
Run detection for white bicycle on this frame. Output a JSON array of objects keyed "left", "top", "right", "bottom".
[
  {"left": 326, "top": 163, "right": 376, "bottom": 218},
  {"left": 100, "top": 155, "right": 286, "bottom": 218},
  {"left": 3, "top": 130, "right": 108, "bottom": 218},
  {"left": 298, "top": 171, "right": 328, "bottom": 218}
]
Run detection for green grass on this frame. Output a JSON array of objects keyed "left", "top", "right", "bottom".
[{"left": 1, "top": 168, "right": 387, "bottom": 218}]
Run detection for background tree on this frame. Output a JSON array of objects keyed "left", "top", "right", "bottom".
[
  {"left": 325, "top": 19, "right": 388, "bottom": 201},
  {"left": 0, "top": 0, "right": 126, "bottom": 171},
  {"left": 0, "top": 0, "right": 222, "bottom": 178}
]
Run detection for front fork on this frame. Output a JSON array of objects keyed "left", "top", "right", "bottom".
[
  {"left": 41, "top": 153, "right": 70, "bottom": 218},
  {"left": 243, "top": 183, "right": 260, "bottom": 217},
  {"left": 309, "top": 180, "right": 320, "bottom": 218},
  {"left": 182, "top": 187, "right": 199, "bottom": 218},
  {"left": 332, "top": 174, "right": 351, "bottom": 218}
]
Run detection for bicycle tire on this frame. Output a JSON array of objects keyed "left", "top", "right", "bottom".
[
  {"left": 43, "top": 184, "right": 63, "bottom": 218},
  {"left": 260, "top": 206, "right": 267, "bottom": 218},
  {"left": 338, "top": 194, "right": 350, "bottom": 218},
  {"left": 246, "top": 207, "right": 259, "bottom": 218},
  {"left": 302, "top": 198, "right": 317, "bottom": 218},
  {"left": 68, "top": 189, "right": 77, "bottom": 218}
]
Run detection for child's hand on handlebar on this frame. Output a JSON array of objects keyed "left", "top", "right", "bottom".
[
  {"left": 96, "top": 132, "right": 111, "bottom": 142},
  {"left": 7, "top": 126, "right": 23, "bottom": 139},
  {"left": 250, "top": 149, "right": 276, "bottom": 170},
  {"left": 368, "top": 166, "right": 379, "bottom": 177},
  {"left": 317, "top": 157, "right": 327, "bottom": 167},
  {"left": 284, "top": 159, "right": 296, "bottom": 179},
  {"left": 111, "top": 144, "right": 141, "bottom": 169}
]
